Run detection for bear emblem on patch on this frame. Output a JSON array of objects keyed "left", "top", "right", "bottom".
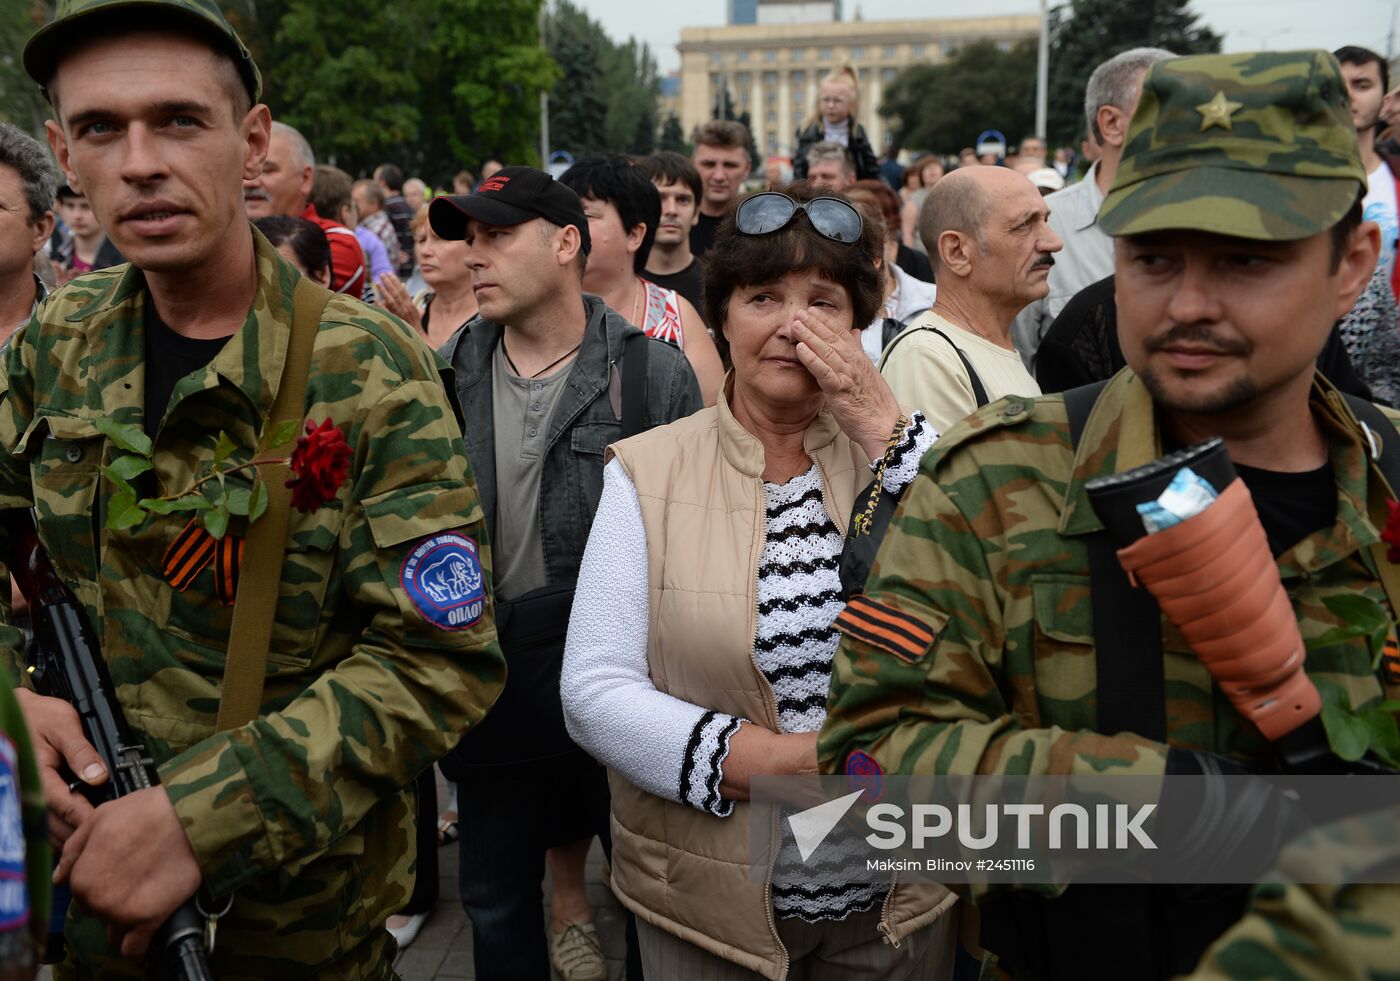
[{"left": 401, "top": 533, "right": 487, "bottom": 631}]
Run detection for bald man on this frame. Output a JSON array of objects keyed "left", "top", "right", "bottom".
[
  {"left": 243, "top": 121, "right": 368, "bottom": 298},
  {"left": 879, "top": 166, "right": 1061, "bottom": 433}
]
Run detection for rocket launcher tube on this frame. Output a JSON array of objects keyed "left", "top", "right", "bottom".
[{"left": 1085, "top": 440, "right": 1321, "bottom": 742}]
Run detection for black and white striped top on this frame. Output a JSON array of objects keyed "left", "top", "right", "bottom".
[{"left": 562, "top": 412, "right": 935, "bottom": 924}]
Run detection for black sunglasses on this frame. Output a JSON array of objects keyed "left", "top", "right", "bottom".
[{"left": 734, "top": 192, "right": 864, "bottom": 244}]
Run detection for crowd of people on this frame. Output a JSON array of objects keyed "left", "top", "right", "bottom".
[{"left": 1, "top": 2, "right": 1399, "bottom": 981}]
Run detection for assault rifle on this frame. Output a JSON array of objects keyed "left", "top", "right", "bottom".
[{"left": 11, "top": 512, "right": 213, "bottom": 981}]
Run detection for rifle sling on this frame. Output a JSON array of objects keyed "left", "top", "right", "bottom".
[{"left": 216, "top": 277, "right": 332, "bottom": 732}]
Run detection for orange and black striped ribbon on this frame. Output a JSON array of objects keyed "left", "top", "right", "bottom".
[
  {"left": 833, "top": 594, "right": 937, "bottom": 664},
  {"left": 162, "top": 517, "right": 245, "bottom": 606},
  {"left": 1383, "top": 632, "right": 1400, "bottom": 686}
]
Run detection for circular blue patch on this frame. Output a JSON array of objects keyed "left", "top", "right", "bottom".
[
  {"left": 845, "top": 749, "right": 885, "bottom": 803},
  {"left": 400, "top": 533, "right": 487, "bottom": 631}
]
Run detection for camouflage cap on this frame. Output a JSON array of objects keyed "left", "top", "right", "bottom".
[
  {"left": 1098, "top": 50, "right": 1365, "bottom": 240},
  {"left": 24, "top": 0, "right": 262, "bottom": 103}
]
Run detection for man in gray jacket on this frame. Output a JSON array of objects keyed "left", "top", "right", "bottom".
[{"left": 431, "top": 167, "right": 700, "bottom": 981}]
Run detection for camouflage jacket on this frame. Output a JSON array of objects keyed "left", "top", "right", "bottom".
[
  {"left": 821, "top": 368, "right": 1399, "bottom": 780},
  {"left": 0, "top": 230, "right": 506, "bottom": 978},
  {"left": 1186, "top": 808, "right": 1400, "bottom": 980}
]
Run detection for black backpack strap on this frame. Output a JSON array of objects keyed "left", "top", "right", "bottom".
[
  {"left": 620, "top": 330, "right": 649, "bottom": 439},
  {"left": 925, "top": 327, "right": 989, "bottom": 408},
  {"left": 1063, "top": 380, "right": 1166, "bottom": 742}
]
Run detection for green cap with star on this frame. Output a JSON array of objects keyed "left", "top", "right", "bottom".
[
  {"left": 23, "top": 0, "right": 262, "bottom": 103},
  {"left": 1097, "top": 50, "right": 1365, "bottom": 241}
]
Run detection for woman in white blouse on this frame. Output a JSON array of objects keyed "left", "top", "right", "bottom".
[{"left": 562, "top": 182, "right": 956, "bottom": 980}]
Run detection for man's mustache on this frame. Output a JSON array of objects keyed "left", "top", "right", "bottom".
[
  {"left": 243, "top": 188, "right": 270, "bottom": 202},
  {"left": 1033, "top": 254, "right": 1055, "bottom": 270},
  {"left": 1144, "top": 321, "right": 1251, "bottom": 356}
]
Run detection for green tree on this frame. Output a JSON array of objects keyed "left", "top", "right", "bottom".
[
  {"left": 545, "top": 0, "right": 660, "bottom": 157},
  {"left": 881, "top": 40, "right": 1038, "bottom": 155},
  {"left": 657, "top": 113, "right": 688, "bottom": 155},
  {"left": 247, "top": 0, "right": 554, "bottom": 178},
  {"left": 1047, "top": 0, "right": 1222, "bottom": 144},
  {"left": 0, "top": 0, "right": 56, "bottom": 136}
]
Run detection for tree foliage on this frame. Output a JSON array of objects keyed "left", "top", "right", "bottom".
[
  {"left": 0, "top": 0, "right": 56, "bottom": 136},
  {"left": 658, "top": 113, "right": 688, "bottom": 155},
  {"left": 248, "top": 0, "right": 556, "bottom": 178},
  {"left": 881, "top": 40, "right": 1038, "bottom": 155},
  {"left": 1047, "top": 0, "right": 1222, "bottom": 144},
  {"left": 545, "top": 0, "right": 659, "bottom": 157}
]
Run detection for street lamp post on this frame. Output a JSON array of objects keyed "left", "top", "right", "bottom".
[
  {"left": 1035, "top": 0, "right": 1049, "bottom": 139},
  {"left": 539, "top": 1, "right": 551, "bottom": 167}
]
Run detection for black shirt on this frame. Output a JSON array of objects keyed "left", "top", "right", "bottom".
[
  {"left": 644, "top": 258, "right": 705, "bottom": 317},
  {"left": 1234, "top": 460, "right": 1337, "bottom": 557},
  {"left": 689, "top": 212, "right": 724, "bottom": 258},
  {"left": 895, "top": 244, "right": 935, "bottom": 285},
  {"left": 1164, "top": 427, "right": 1337, "bottom": 557},
  {"left": 143, "top": 298, "right": 229, "bottom": 437}
]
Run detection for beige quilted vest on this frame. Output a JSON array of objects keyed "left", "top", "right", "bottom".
[{"left": 606, "top": 390, "right": 956, "bottom": 980}]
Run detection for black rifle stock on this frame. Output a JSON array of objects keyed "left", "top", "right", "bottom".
[{"left": 10, "top": 513, "right": 213, "bottom": 981}]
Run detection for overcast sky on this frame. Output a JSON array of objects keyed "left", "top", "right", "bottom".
[{"left": 577, "top": 0, "right": 1393, "bottom": 75}]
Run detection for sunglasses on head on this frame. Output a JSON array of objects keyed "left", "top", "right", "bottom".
[{"left": 734, "top": 192, "right": 863, "bottom": 244}]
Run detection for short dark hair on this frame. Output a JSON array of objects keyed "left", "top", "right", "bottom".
[
  {"left": 1330, "top": 195, "right": 1365, "bottom": 273},
  {"left": 376, "top": 164, "right": 405, "bottom": 192},
  {"left": 634, "top": 151, "right": 702, "bottom": 205},
  {"left": 254, "top": 215, "right": 331, "bottom": 280},
  {"left": 55, "top": 184, "right": 82, "bottom": 203},
  {"left": 559, "top": 154, "right": 660, "bottom": 275},
  {"left": 692, "top": 119, "right": 750, "bottom": 151},
  {"left": 1335, "top": 45, "right": 1389, "bottom": 95},
  {"left": 703, "top": 180, "right": 884, "bottom": 362},
  {"left": 311, "top": 165, "right": 354, "bottom": 224},
  {"left": 845, "top": 179, "right": 901, "bottom": 242}
]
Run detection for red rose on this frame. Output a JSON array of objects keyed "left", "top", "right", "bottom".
[
  {"left": 285, "top": 419, "right": 352, "bottom": 513},
  {"left": 1383, "top": 499, "right": 1400, "bottom": 563}
]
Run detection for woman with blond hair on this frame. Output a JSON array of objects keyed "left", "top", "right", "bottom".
[{"left": 793, "top": 65, "right": 881, "bottom": 182}]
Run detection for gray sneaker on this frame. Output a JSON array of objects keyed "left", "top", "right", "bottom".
[{"left": 549, "top": 922, "right": 606, "bottom": 981}]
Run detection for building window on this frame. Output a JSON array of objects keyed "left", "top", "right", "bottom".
[
  {"left": 850, "top": 46, "right": 864, "bottom": 60},
  {"left": 883, "top": 45, "right": 896, "bottom": 60},
  {"left": 858, "top": 68, "right": 870, "bottom": 82},
  {"left": 791, "top": 70, "right": 806, "bottom": 85},
  {"left": 819, "top": 47, "right": 832, "bottom": 60},
  {"left": 710, "top": 52, "right": 724, "bottom": 66},
  {"left": 791, "top": 47, "right": 805, "bottom": 61},
  {"left": 767, "top": 89, "right": 777, "bottom": 105},
  {"left": 763, "top": 71, "right": 778, "bottom": 86},
  {"left": 737, "top": 50, "right": 750, "bottom": 63},
  {"left": 882, "top": 67, "right": 898, "bottom": 84},
  {"left": 912, "top": 43, "right": 926, "bottom": 57},
  {"left": 942, "top": 40, "right": 957, "bottom": 56},
  {"left": 768, "top": 135, "right": 779, "bottom": 153},
  {"left": 767, "top": 110, "right": 777, "bottom": 124},
  {"left": 765, "top": 49, "right": 777, "bottom": 63}
]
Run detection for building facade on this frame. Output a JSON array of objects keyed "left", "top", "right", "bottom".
[{"left": 677, "top": 13, "right": 1041, "bottom": 159}]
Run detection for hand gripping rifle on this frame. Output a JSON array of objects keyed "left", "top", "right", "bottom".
[{"left": 10, "top": 512, "right": 214, "bottom": 981}]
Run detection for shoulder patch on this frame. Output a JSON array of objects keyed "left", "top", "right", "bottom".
[
  {"left": 0, "top": 734, "right": 29, "bottom": 932},
  {"left": 400, "top": 533, "right": 487, "bottom": 631},
  {"left": 845, "top": 750, "right": 885, "bottom": 803},
  {"left": 834, "top": 594, "right": 936, "bottom": 663}
]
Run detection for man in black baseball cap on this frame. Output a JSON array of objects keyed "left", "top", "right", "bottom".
[
  {"left": 433, "top": 167, "right": 696, "bottom": 981},
  {"left": 429, "top": 165, "right": 592, "bottom": 253}
]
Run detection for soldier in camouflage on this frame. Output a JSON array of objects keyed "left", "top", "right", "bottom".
[
  {"left": 821, "top": 50, "right": 1398, "bottom": 979},
  {"left": 0, "top": 1, "right": 505, "bottom": 977}
]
